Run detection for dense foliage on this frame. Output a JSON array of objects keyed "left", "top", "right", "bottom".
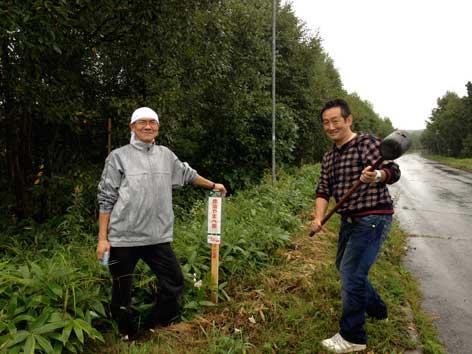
[
  {"left": 0, "top": 165, "right": 320, "bottom": 353},
  {"left": 421, "top": 82, "right": 472, "bottom": 156},
  {"left": 1, "top": 0, "right": 393, "bottom": 221}
]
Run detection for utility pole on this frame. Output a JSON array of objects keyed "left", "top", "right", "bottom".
[{"left": 271, "top": 0, "right": 276, "bottom": 184}]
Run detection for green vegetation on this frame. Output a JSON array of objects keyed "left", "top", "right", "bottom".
[
  {"left": 1, "top": 0, "right": 394, "bottom": 220},
  {"left": 89, "top": 165, "right": 442, "bottom": 353},
  {"left": 0, "top": 165, "right": 444, "bottom": 353},
  {"left": 422, "top": 154, "right": 472, "bottom": 173},
  {"left": 421, "top": 82, "right": 472, "bottom": 157},
  {"left": 0, "top": 165, "right": 317, "bottom": 353}
]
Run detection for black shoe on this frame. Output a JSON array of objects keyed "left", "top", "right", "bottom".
[
  {"left": 111, "top": 305, "right": 138, "bottom": 339},
  {"left": 143, "top": 314, "right": 181, "bottom": 330},
  {"left": 369, "top": 313, "right": 388, "bottom": 321},
  {"left": 120, "top": 334, "right": 131, "bottom": 342},
  {"left": 155, "top": 314, "right": 181, "bottom": 328},
  {"left": 139, "top": 308, "right": 181, "bottom": 330}
]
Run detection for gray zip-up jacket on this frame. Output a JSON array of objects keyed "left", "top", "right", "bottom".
[{"left": 97, "top": 138, "right": 198, "bottom": 247}]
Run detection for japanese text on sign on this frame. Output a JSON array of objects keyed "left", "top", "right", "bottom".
[{"left": 207, "top": 196, "right": 222, "bottom": 244}]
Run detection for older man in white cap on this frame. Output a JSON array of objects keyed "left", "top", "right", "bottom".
[{"left": 97, "top": 107, "right": 226, "bottom": 340}]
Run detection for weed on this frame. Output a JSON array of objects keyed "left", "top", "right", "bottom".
[{"left": 0, "top": 165, "right": 445, "bottom": 353}]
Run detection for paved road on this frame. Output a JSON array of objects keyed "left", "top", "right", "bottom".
[{"left": 389, "top": 153, "right": 472, "bottom": 354}]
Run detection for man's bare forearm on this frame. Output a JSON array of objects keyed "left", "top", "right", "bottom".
[
  {"left": 314, "top": 197, "right": 329, "bottom": 221},
  {"left": 98, "top": 212, "right": 110, "bottom": 241}
]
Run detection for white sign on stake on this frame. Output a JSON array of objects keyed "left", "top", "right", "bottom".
[{"left": 207, "top": 195, "right": 222, "bottom": 244}]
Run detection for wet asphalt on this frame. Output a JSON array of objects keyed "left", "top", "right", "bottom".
[{"left": 389, "top": 153, "right": 472, "bottom": 354}]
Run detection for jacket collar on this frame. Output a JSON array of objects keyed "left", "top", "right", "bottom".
[{"left": 130, "top": 133, "right": 155, "bottom": 151}]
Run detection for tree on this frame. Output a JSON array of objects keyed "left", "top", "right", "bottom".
[
  {"left": 1, "top": 0, "right": 396, "bottom": 220},
  {"left": 421, "top": 92, "right": 465, "bottom": 156}
]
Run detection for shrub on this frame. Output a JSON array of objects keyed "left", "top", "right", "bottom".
[
  {"left": 0, "top": 251, "right": 107, "bottom": 353},
  {"left": 0, "top": 165, "right": 321, "bottom": 351},
  {"left": 173, "top": 165, "right": 320, "bottom": 316}
]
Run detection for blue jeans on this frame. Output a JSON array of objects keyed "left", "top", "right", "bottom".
[{"left": 336, "top": 214, "right": 392, "bottom": 344}]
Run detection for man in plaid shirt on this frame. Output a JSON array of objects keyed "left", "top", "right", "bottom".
[{"left": 311, "top": 99, "right": 401, "bottom": 353}]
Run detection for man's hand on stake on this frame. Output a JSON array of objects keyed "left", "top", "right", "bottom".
[{"left": 213, "top": 183, "right": 227, "bottom": 197}]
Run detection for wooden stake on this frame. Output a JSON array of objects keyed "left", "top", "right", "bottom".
[
  {"left": 208, "top": 191, "right": 222, "bottom": 304},
  {"left": 210, "top": 243, "right": 219, "bottom": 303}
]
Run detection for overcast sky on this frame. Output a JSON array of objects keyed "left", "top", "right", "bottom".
[{"left": 288, "top": 0, "right": 472, "bottom": 130}]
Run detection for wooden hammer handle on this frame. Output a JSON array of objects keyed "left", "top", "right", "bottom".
[{"left": 309, "top": 157, "right": 383, "bottom": 236}]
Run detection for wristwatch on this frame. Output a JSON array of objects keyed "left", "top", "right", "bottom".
[{"left": 374, "top": 170, "right": 382, "bottom": 183}]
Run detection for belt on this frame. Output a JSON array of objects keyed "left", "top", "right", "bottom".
[{"left": 341, "top": 215, "right": 362, "bottom": 223}]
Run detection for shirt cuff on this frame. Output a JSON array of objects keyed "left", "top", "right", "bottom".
[
  {"left": 316, "top": 193, "right": 330, "bottom": 201},
  {"left": 381, "top": 168, "right": 391, "bottom": 183}
]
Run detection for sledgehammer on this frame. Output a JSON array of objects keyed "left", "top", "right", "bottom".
[{"left": 309, "top": 130, "right": 411, "bottom": 236}]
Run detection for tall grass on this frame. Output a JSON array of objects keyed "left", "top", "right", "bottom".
[
  {"left": 0, "top": 165, "right": 445, "bottom": 353},
  {"left": 0, "top": 166, "right": 320, "bottom": 353},
  {"left": 422, "top": 154, "right": 472, "bottom": 172},
  {"left": 88, "top": 164, "right": 444, "bottom": 353}
]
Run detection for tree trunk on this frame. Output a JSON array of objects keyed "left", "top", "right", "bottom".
[{"left": 2, "top": 38, "right": 33, "bottom": 219}]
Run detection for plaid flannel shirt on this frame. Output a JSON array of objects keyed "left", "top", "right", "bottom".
[{"left": 315, "top": 133, "right": 400, "bottom": 216}]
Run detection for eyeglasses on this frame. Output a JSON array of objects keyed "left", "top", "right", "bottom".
[{"left": 135, "top": 119, "right": 159, "bottom": 128}]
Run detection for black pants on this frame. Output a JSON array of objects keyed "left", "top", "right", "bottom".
[{"left": 108, "top": 243, "right": 184, "bottom": 334}]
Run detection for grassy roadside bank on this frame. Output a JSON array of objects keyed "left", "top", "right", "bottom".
[
  {"left": 423, "top": 154, "right": 472, "bottom": 172},
  {"left": 89, "top": 165, "right": 445, "bottom": 354}
]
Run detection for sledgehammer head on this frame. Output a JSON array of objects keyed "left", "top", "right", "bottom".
[{"left": 380, "top": 130, "right": 412, "bottom": 160}]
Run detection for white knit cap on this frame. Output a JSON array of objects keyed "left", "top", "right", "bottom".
[{"left": 130, "top": 107, "right": 159, "bottom": 124}]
